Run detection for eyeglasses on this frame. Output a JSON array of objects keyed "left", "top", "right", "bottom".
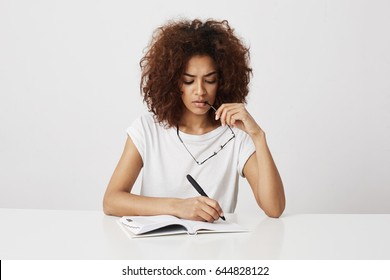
[{"left": 176, "top": 103, "right": 236, "bottom": 165}]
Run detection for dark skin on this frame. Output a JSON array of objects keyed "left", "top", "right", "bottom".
[{"left": 103, "top": 55, "right": 285, "bottom": 221}]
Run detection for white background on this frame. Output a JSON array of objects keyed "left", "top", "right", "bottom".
[{"left": 1, "top": 0, "right": 389, "bottom": 214}]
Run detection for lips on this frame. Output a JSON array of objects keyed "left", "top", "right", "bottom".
[{"left": 192, "top": 101, "right": 207, "bottom": 108}]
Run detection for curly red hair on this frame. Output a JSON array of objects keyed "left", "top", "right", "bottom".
[{"left": 140, "top": 18, "right": 252, "bottom": 127}]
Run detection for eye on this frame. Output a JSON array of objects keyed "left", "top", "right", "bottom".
[
  {"left": 182, "top": 80, "right": 194, "bottom": 85},
  {"left": 205, "top": 79, "right": 217, "bottom": 84}
]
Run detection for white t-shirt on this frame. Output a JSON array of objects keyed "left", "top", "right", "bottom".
[{"left": 127, "top": 114, "right": 256, "bottom": 213}]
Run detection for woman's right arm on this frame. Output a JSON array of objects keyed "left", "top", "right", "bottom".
[{"left": 103, "top": 137, "right": 223, "bottom": 221}]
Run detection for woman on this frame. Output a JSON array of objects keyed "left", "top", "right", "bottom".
[{"left": 103, "top": 19, "right": 285, "bottom": 221}]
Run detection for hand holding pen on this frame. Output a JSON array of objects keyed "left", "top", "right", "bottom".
[{"left": 186, "top": 174, "right": 226, "bottom": 221}]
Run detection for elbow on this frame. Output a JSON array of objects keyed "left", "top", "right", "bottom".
[
  {"left": 103, "top": 205, "right": 112, "bottom": 216},
  {"left": 258, "top": 189, "right": 286, "bottom": 218},
  {"left": 263, "top": 201, "right": 285, "bottom": 219},
  {"left": 103, "top": 194, "right": 115, "bottom": 216},
  {"left": 265, "top": 209, "right": 283, "bottom": 218}
]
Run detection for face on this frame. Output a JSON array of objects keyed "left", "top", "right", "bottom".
[{"left": 180, "top": 55, "right": 218, "bottom": 117}]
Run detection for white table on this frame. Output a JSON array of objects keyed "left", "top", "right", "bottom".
[{"left": 1, "top": 208, "right": 389, "bottom": 259}]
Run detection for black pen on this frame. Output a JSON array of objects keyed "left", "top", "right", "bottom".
[{"left": 186, "top": 174, "right": 226, "bottom": 221}]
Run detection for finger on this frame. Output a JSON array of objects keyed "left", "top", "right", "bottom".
[
  {"left": 203, "top": 197, "right": 224, "bottom": 219},
  {"left": 219, "top": 104, "right": 238, "bottom": 127},
  {"left": 215, "top": 103, "right": 236, "bottom": 121},
  {"left": 216, "top": 105, "right": 228, "bottom": 126},
  {"left": 192, "top": 197, "right": 221, "bottom": 222},
  {"left": 197, "top": 206, "right": 219, "bottom": 222},
  {"left": 214, "top": 104, "right": 226, "bottom": 120},
  {"left": 189, "top": 197, "right": 217, "bottom": 222},
  {"left": 225, "top": 108, "right": 243, "bottom": 126},
  {"left": 219, "top": 104, "right": 245, "bottom": 125}
]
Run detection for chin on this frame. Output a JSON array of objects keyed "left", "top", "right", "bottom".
[{"left": 185, "top": 107, "right": 208, "bottom": 116}]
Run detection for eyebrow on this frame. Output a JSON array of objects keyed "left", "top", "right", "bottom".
[{"left": 183, "top": 71, "right": 217, "bottom": 78}]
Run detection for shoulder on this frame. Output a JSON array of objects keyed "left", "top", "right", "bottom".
[
  {"left": 128, "top": 113, "right": 168, "bottom": 134},
  {"left": 135, "top": 113, "right": 156, "bottom": 124},
  {"left": 130, "top": 113, "right": 157, "bottom": 128},
  {"left": 232, "top": 127, "right": 256, "bottom": 152}
]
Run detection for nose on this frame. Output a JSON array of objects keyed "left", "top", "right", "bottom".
[{"left": 195, "top": 80, "right": 206, "bottom": 96}]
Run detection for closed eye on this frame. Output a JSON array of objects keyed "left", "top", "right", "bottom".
[
  {"left": 182, "top": 79, "right": 217, "bottom": 85},
  {"left": 182, "top": 71, "right": 218, "bottom": 85}
]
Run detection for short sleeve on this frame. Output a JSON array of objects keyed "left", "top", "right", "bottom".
[
  {"left": 237, "top": 132, "right": 256, "bottom": 177},
  {"left": 126, "top": 115, "right": 146, "bottom": 161}
]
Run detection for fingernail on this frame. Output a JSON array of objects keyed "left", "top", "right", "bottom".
[{"left": 215, "top": 115, "right": 219, "bottom": 120}]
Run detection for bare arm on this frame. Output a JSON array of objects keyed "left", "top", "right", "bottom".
[
  {"left": 216, "top": 103, "right": 285, "bottom": 218},
  {"left": 103, "top": 137, "right": 224, "bottom": 221},
  {"left": 243, "top": 132, "right": 285, "bottom": 218}
]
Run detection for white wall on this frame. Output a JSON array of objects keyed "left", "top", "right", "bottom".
[{"left": 1, "top": 0, "right": 389, "bottom": 214}]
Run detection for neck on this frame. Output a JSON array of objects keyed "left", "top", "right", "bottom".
[{"left": 179, "top": 112, "right": 217, "bottom": 135}]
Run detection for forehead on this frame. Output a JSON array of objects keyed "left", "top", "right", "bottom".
[{"left": 184, "top": 55, "right": 217, "bottom": 73}]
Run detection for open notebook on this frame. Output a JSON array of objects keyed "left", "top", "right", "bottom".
[{"left": 118, "top": 215, "right": 248, "bottom": 238}]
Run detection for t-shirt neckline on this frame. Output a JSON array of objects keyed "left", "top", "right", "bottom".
[{"left": 174, "top": 125, "right": 229, "bottom": 142}]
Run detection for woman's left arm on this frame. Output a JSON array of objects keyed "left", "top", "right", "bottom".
[{"left": 216, "top": 103, "right": 285, "bottom": 218}]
